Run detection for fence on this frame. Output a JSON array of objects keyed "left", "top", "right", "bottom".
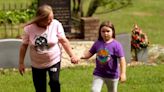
[
  {"left": 0, "top": 24, "right": 23, "bottom": 38},
  {"left": 0, "top": 0, "right": 34, "bottom": 38},
  {"left": 0, "top": 0, "right": 34, "bottom": 10}
]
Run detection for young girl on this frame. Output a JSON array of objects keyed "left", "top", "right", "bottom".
[
  {"left": 19, "top": 5, "right": 78, "bottom": 92},
  {"left": 81, "top": 21, "right": 126, "bottom": 92}
]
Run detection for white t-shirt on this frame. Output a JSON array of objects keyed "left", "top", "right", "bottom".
[{"left": 22, "top": 19, "right": 65, "bottom": 68}]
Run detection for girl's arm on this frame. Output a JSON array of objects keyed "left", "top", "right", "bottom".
[
  {"left": 58, "top": 37, "right": 79, "bottom": 64},
  {"left": 81, "top": 51, "right": 93, "bottom": 59},
  {"left": 119, "top": 57, "right": 126, "bottom": 82},
  {"left": 19, "top": 43, "right": 28, "bottom": 75}
]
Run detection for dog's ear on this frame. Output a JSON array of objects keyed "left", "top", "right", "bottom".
[
  {"left": 34, "top": 35, "right": 39, "bottom": 39},
  {"left": 42, "top": 33, "right": 47, "bottom": 38}
]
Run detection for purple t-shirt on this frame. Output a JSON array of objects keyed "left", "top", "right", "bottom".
[{"left": 89, "top": 39, "right": 124, "bottom": 79}]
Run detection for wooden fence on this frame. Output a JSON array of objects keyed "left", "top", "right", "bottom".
[
  {"left": 0, "top": 0, "right": 34, "bottom": 38},
  {"left": 0, "top": 24, "right": 23, "bottom": 38}
]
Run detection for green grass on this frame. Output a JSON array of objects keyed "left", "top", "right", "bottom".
[
  {"left": 98, "top": 0, "right": 164, "bottom": 45},
  {"left": 119, "top": 65, "right": 164, "bottom": 92},
  {"left": 82, "top": 0, "right": 164, "bottom": 45},
  {"left": 0, "top": 64, "right": 164, "bottom": 92}
]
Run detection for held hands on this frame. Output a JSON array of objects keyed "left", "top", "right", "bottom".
[{"left": 70, "top": 55, "right": 79, "bottom": 64}]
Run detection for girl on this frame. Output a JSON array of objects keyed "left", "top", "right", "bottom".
[
  {"left": 18, "top": 4, "right": 78, "bottom": 92},
  {"left": 81, "top": 21, "right": 126, "bottom": 92}
]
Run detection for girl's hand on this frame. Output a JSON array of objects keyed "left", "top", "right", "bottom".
[
  {"left": 19, "top": 63, "right": 25, "bottom": 76},
  {"left": 120, "top": 73, "right": 126, "bottom": 83}
]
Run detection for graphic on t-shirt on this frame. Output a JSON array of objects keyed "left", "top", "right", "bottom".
[
  {"left": 34, "top": 34, "right": 48, "bottom": 53},
  {"left": 97, "top": 48, "right": 111, "bottom": 64}
]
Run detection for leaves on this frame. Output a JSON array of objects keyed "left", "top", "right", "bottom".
[{"left": 0, "top": 1, "right": 36, "bottom": 25}]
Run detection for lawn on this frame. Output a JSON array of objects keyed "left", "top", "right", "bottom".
[
  {"left": 101, "top": 0, "right": 164, "bottom": 45},
  {"left": 82, "top": 0, "right": 164, "bottom": 45},
  {"left": 0, "top": 64, "right": 164, "bottom": 92}
]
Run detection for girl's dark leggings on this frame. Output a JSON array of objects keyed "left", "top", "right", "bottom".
[{"left": 32, "top": 62, "right": 61, "bottom": 92}]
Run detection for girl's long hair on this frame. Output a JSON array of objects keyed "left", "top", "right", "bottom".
[
  {"left": 24, "top": 4, "right": 53, "bottom": 26},
  {"left": 98, "top": 21, "right": 116, "bottom": 41}
]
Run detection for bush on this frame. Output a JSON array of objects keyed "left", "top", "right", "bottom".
[{"left": 0, "top": 1, "right": 37, "bottom": 25}]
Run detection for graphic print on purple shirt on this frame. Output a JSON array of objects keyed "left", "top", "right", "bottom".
[
  {"left": 97, "top": 48, "right": 111, "bottom": 64},
  {"left": 89, "top": 40, "right": 124, "bottom": 78}
]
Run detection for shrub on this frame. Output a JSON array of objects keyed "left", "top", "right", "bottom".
[{"left": 0, "top": 0, "right": 37, "bottom": 25}]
